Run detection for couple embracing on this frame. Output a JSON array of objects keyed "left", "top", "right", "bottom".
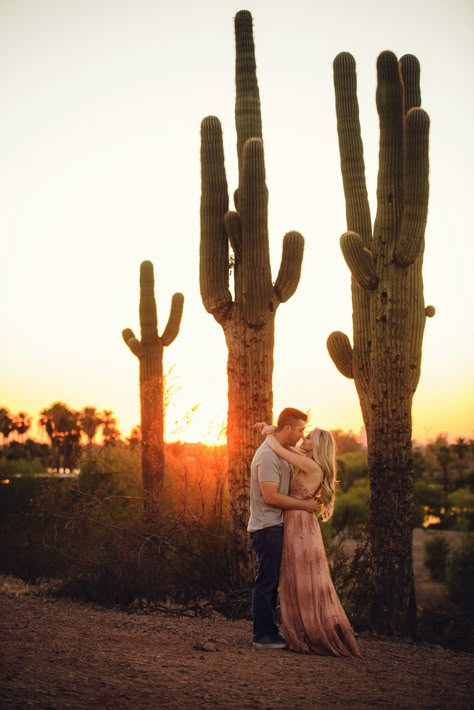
[{"left": 248, "top": 407, "right": 361, "bottom": 656}]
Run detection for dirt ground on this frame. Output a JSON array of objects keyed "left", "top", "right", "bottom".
[{"left": 1, "top": 575, "right": 473, "bottom": 710}]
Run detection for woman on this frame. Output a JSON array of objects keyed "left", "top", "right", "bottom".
[{"left": 256, "top": 423, "right": 361, "bottom": 657}]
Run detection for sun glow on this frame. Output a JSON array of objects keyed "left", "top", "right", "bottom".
[{"left": 0, "top": 1, "right": 472, "bottom": 448}]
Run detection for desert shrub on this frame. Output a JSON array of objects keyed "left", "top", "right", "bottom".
[
  {"left": 413, "top": 480, "right": 443, "bottom": 527},
  {"left": 0, "top": 457, "right": 47, "bottom": 477},
  {"left": 0, "top": 476, "right": 57, "bottom": 516},
  {"left": 0, "top": 477, "right": 77, "bottom": 579},
  {"left": 424, "top": 534, "right": 451, "bottom": 581},
  {"left": 2, "top": 462, "right": 232, "bottom": 608},
  {"left": 164, "top": 442, "right": 229, "bottom": 525},
  {"left": 446, "top": 489, "right": 474, "bottom": 532},
  {"left": 336, "top": 452, "right": 368, "bottom": 492},
  {"left": 446, "top": 534, "right": 474, "bottom": 614},
  {"left": 328, "top": 527, "right": 372, "bottom": 629},
  {"left": 332, "top": 479, "right": 370, "bottom": 534}
]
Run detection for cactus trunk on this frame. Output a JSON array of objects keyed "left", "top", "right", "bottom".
[
  {"left": 328, "top": 52, "right": 434, "bottom": 635},
  {"left": 139, "top": 342, "right": 164, "bottom": 497},
  {"left": 224, "top": 318, "right": 274, "bottom": 582},
  {"left": 200, "top": 11, "right": 304, "bottom": 587}
]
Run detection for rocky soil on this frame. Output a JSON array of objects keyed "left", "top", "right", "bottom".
[{"left": 1, "top": 575, "right": 473, "bottom": 709}]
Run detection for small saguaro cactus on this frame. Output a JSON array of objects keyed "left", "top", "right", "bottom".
[
  {"left": 200, "top": 10, "right": 304, "bottom": 585},
  {"left": 327, "top": 51, "right": 435, "bottom": 636},
  {"left": 123, "top": 260, "right": 184, "bottom": 500}
]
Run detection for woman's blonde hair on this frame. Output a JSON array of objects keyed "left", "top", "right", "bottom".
[{"left": 311, "top": 428, "right": 337, "bottom": 522}]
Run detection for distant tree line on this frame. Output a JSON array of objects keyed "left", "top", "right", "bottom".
[
  {"left": 0, "top": 403, "right": 128, "bottom": 474},
  {"left": 332, "top": 433, "right": 474, "bottom": 534}
]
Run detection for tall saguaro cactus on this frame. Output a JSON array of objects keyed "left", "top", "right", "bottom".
[
  {"left": 123, "top": 260, "right": 184, "bottom": 501},
  {"left": 200, "top": 10, "right": 304, "bottom": 585},
  {"left": 327, "top": 51, "right": 434, "bottom": 635}
]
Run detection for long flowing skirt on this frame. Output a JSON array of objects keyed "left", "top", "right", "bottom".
[{"left": 279, "top": 508, "right": 361, "bottom": 656}]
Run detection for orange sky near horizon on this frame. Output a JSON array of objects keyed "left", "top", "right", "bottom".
[{"left": 1, "top": 0, "right": 473, "bottom": 447}]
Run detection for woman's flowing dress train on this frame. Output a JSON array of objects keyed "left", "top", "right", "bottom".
[{"left": 279, "top": 475, "right": 361, "bottom": 656}]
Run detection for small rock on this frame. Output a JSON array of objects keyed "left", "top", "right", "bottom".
[{"left": 193, "top": 641, "right": 218, "bottom": 652}]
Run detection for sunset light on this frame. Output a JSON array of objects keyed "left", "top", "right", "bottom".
[
  {"left": 1, "top": 5, "right": 474, "bottom": 707},
  {"left": 1, "top": 0, "right": 472, "bottom": 446}
]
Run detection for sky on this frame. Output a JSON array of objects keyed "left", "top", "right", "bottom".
[{"left": 1, "top": 0, "right": 473, "bottom": 445}]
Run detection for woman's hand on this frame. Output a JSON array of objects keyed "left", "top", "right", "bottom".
[{"left": 254, "top": 422, "right": 277, "bottom": 436}]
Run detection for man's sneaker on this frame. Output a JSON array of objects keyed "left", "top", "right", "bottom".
[{"left": 252, "top": 634, "right": 288, "bottom": 649}]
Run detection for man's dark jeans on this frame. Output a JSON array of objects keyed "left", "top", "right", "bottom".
[{"left": 250, "top": 525, "right": 284, "bottom": 641}]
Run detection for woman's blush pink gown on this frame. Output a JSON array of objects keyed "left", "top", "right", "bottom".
[{"left": 279, "top": 475, "right": 361, "bottom": 656}]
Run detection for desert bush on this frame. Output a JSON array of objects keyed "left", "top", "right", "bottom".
[
  {"left": 1, "top": 448, "right": 233, "bottom": 609},
  {"left": 424, "top": 534, "right": 451, "bottom": 581},
  {"left": 336, "top": 451, "right": 368, "bottom": 492},
  {"left": 413, "top": 480, "right": 443, "bottom": 528},
  {"left": 446, "top": 488, "right": 474, "bottom": 531},
  {"left": 329, "top": 527, "right": 372, "bottom": 629},
  {"left": 446, "top": 534, "right": 474, "bottom": 614},
  {"left": 0, "top": 457, "right": 47, "bottom": 477},
  {"left": 332, "top": 479, "right": 370, "bottom": 534}
]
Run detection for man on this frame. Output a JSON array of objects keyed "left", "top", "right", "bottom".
[{"left": 248, "top": 407, "right": 320, "bottom": 649}]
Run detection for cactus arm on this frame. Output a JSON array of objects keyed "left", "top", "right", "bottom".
[
  {"left": 327, "top": 331, "right": 354, "bottom": 379},
  {"left": 224, "top": 210, "right": 242, "bottom": 260},
  {"left": 239, "top": 137, "right": 273, "bottom": 323},
  {"left": 234, "top": 10, "right": 263, "bottom": 177},
  {"left": 274, "top": 231, "right": 305, "bottom": 303},
  {"left": 400, "top": 54, "right": 421, "bottom": 111},
  {"left": 122, "top": 328, "right": 144, "bottom": 358},
  {"left": 374, "top": 51, "right": 405, "bottom": 256},
  {"left": 394, "top": 109, "right": 430, "bottom": 267},
  {"left": 340, "top": 232, "right": 379, "bottom": 290},
  {"left": 138, "top": 260, "right": 159, "bottom": 346},
  {"left": 333, "top": 52, "right": 372, "bottom": 247},
  {"left": 200, "top": 116, "right": 233, "bottom": 322},
  {"left": 161, "top": 293, "right": 185, "bottom": 346}
]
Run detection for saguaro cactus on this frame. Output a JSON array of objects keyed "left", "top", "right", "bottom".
[
  {"left": 327, "top": 51, "right": 434, "bottom": 636},
  {"left": 123, "top": 260, "right": 184, "bottom": 501},
  {"left": 200, "top": 10, "right": 304, "bottom": 585}
]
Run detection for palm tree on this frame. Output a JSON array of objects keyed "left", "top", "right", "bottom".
[
  {"left": 0, "top": 407, "right": 14, "bottom": 443},
  {"left": 101, "top": 410, "right": 120, "bottom": 446},
  {"left": 39, "top": 402, "right": 81, "bottom": 472},
  {"left": 13, "top": 412, "right": 32, "bottom": 441},
  {"left": 79, "top": 407, "right": 103, "bottom": 446}
]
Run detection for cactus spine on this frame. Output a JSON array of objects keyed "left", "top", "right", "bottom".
[
  {"left": 328, "top": 51, "right": 434, "bottom": 636},
  {"left": 123, "top": 260, "right": 184, "bottom": 501},
  {"left": 200, "top": 10, "right": 304, "bottom": 585}
]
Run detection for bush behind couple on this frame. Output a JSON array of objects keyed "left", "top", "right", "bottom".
[{"left": 248, "top": 407, "right": 361, "bottom": 656}]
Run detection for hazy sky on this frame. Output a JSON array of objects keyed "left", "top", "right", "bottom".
[{"left": 1, "top": 0, "right": 473, "bottom": 444}]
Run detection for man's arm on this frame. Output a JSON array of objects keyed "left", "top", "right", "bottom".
[{"left": 259, "top": 481, "right": 320, "bottom": 513}]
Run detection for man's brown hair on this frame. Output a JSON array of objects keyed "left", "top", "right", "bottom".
[{"left": 276, "top": 407, "right": 308, "bottom": 431}]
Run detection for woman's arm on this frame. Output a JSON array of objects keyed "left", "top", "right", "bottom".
[
  {"left": 266, "top": 434, "right": 319, "bottom": 476},
  {"left": 254, "top": 422, "right": 277, "bottom": 435}
]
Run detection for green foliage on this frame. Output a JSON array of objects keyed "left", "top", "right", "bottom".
[
  {"left": 326, "top": 527, "right": 372, "bottom": 630},
  {"left": 413, "top": 480, "right": 443, "bottom": 527},
  {"left": 0, "top": 458, "right": 46, "bottom": 477},
  {"left": 446, "top": 489, "right": 474, "bottom": 531},
  {"left": 332, "top": 479, "right": 370, "bottom": 534},
  {"left": 0, "top": 442, "right": 232, "bottom": 607},
  {"left": 337, "top": 451, "right": 368, "bottom": 492},
  {"left": 79, "top": 443, "right": 141, "bottom": 492},
  {"left": 424, "top": 534, "right": 451, "bottom": 582},
  {"left": 446, "top": 535, "right": 474, "bottom": 614}
]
